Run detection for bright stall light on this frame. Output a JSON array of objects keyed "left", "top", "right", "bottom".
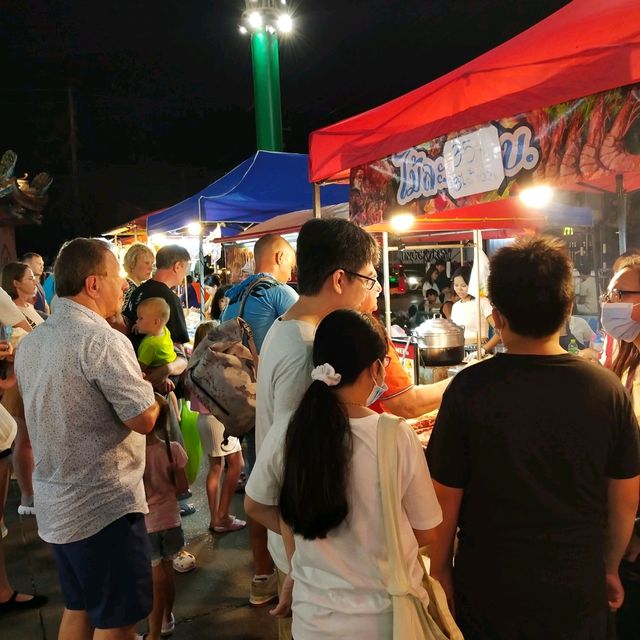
[
  {"left": 390, "top": 212, "right": 415, "bottom": 233},
  {"left": 519, "top": 185, "right": 554, "bottom": 209},
  {"left": 277, "top": 14, "right": 293, "bottom": 33},
  {"left": 187, "top": 222, "right": 202, "bottom": 235},
  {"left": 239, "top": 25, "right": 248, "bottom": 35},
  {"left": 248, "top": 11, "right": 263, "bottom": 29}
]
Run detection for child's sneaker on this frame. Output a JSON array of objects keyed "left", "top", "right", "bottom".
[{"left": 249, "top": 570, "right": 278, "bottom": 606}]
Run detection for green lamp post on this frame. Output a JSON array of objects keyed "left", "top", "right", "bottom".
[{"left": 240, "top": 0, "right": 292, "bottom": 151}]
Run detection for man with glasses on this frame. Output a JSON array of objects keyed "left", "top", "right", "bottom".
[{"left": 246, "top": 218, "right": 379, "bottom": 640}]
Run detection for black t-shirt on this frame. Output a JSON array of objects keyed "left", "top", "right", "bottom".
[
  {"left": 427, "top": 353, "right": 640, "bottom": 618},
  {"left": 123, "top": 279, "right": 190, "bottom": 351}
]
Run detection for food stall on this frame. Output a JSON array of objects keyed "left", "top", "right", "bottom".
[
  {"left": 308, "top": 0, "right": 640, "bottom": 441},
  {"left": 309, "top": 0, "right": 639, "bottom": 350}
]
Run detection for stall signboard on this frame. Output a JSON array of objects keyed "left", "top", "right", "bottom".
[{"left": 350, "top": 83, "right": 640, "bottom": 227}]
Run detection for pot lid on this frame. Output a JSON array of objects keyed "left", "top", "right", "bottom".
[{"left": 415, "top": 316, "right": 464, "bottom": 337}]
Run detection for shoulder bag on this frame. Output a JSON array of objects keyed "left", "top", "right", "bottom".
[{"left": 377, "top": 413, "right": 463, "bottom": 640}]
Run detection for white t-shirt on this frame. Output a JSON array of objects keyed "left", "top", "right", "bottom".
[
  {"left": 569, "top": 316, "right": 595, "bottom": 346},
  {"left": 576, "top": 276, "right": 599, "bottom": 315},
  {"left": 255, "top": 316, "right": 316, "bottom": 571},
  {"left": 247, "top": 413, "right": 442, "bottom": 640},
  {"left": 450, "top": 296, "right": 493, "bottom": 341}
]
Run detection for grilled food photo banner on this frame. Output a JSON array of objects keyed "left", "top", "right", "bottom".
[{"left": 349, "top": 83, "right": 640, "bottom": 227}]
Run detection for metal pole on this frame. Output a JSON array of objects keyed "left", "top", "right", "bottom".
[
  {"left": 251, "top": 30, "right": 283, "bottom": 151},
  {"left": 198, "top": 199, "right": 206, "bottom": 320},
  {"left": 616, "top": 174, "right": 627, "bottom": 255},
  {"left": 382, "top": 232, "right": 392, "bottom": 336},
  {"left": 313, "top": 183, "right": 321, "bottom": 218},
  {"left": 473, "top": 229, "right": 483, "bottom": 359}
]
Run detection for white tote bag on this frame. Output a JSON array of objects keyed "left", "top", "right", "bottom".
[{"left": 377, "top": 413, "right": 463, "bottom": 640}]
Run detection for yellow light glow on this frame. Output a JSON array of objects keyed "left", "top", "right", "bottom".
[
  {"left": 390, "top": 212, "right": 415, "bottom": 233},
  {"left": 187, "top": 222, "right": 202, "bottom": 235},
  {"left": 519, "top": 185, "right": 554, "bottom": 208}
]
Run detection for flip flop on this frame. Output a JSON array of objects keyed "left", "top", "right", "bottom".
[
  {"left": 211, "top": 516, "right": 247, "bottom": 533},
  {"left": 161, "top": 612, "right": 175, "bottom": 636},
  {"left": 0, "top": 591, "right": 48, "bottom": 614}
]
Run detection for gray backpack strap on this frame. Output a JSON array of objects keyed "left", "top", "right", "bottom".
[{"left": 237, "top": 275, "right": 279, "bottom": 320}]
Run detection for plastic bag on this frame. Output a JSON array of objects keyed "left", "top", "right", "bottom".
[{"left": 179, "top": 400, "right": 202, "bottom": 485}]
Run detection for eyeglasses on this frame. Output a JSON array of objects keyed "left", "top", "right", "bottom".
[
  {"left": 600, "top": 289, "right": 640, "bottom": 303},
  {"left": 340, "top": 269, "right": 379, "bottom": 291}
]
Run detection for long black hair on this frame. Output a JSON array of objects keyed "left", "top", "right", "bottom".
[{"left": 279, "top": 310, "right": 387, "bottom": 540}]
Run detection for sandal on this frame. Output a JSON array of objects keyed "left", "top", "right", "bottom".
[
  {"left": 0, "top": 591, "right": 48, "bottom": 614},
  {"left": 212, "top": 516, "right": 247, "bottom": 533},
  {"left": 161, "top": 612, "right": 175, "bottom": 636}
]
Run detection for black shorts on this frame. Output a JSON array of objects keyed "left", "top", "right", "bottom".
[
  {"left": 0, "top": 449, "right": 11, "bottom": 459},
  {"left": 51, "top": 512, "right": 152, "bottom": 629}
]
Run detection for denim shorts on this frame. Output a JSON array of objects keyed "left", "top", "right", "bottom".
[
  {"left": 148, "top": 525, "right": 184, "bottom": 566},
  {"left": 51, "top": 512, "right": 152, "bottom": 629}
]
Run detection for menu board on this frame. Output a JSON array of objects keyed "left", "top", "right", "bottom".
[{"left": 443, "top": 125, "right": 505, "bottom": 198}]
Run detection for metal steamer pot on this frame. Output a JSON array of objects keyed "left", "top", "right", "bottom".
[{"left": 415, "top": 317, "right": 465, "bottom": 366}]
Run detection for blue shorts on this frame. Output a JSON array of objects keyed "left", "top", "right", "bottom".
[
  {"left": 148, "top": 526, "right": 184, "bottom": 566},
  {"left": 51, "top": 512, "right": 152, "bottom": 629}
]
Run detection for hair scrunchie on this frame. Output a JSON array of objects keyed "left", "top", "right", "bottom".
[{"left": 310, "top": 363, "right": 342, "bottom": 387}]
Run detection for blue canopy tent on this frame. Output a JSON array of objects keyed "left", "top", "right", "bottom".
[{"left": 146, "top": 150, "right": 349, "bottom": 234}]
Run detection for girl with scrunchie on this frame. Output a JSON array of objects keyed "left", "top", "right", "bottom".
[{"left": 245, "top": 310, "right": 442, "bottom": 639}]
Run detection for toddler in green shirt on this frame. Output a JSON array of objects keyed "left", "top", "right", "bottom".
[{"left": 136, "top": 297, "right": 177, "bottom": 369}]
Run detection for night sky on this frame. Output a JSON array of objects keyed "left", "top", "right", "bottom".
[{"left": 4, "top": 0, "right": 570, "bottom": 260}]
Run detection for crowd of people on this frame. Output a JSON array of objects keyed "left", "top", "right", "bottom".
[{"left": 0, "top": 220, "right": 639, "bottom": 640}]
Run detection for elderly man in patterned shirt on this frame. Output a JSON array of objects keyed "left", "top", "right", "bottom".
[{"left": 16, "top": 238, "right": 160, "bottom": 640}]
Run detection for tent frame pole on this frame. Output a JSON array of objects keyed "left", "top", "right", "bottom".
[
  {"left": 382, "top": 232, "right": 392, "bottom": 336},
  {"left": 473, "top": 229, "right": 483, "bottom": 359},
  {"left": 313, "top": 183, "right": 321, "bottom": 219},
  {"left": 616, "top": 174, "right": 627, "bottom": 255},
  {"left": 198, "top": 197, "right": 206, "bottom": 321}
]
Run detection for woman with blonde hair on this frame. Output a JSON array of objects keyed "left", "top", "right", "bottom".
[{"left": 122, "top": 243, "right": 155, "bottom": 310}]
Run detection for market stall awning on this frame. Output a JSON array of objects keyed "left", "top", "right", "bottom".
[
  {"left": 309, "top": 0, "right": 640, "bottom": 183},
  {"left": 147, "top": 151, "right": 349, "bottom": 234},
  {"left": 215, "top": 203, "right": 348, "bottom": 243},
  {"left": 363, "top": 198, "right": 593, "bottom": 235}
]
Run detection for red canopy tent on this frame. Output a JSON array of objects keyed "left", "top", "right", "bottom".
[{"left": 309, "top": 0, "right": 640, "bottom": 184}]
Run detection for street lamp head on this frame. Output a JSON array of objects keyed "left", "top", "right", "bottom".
[
  {"left": 241, "top": 0, "right": 293, "bottom": 34},
  {"left": 248, "top": 11, "right": 263, "bottom": 29},
  {"left": 277, "top": 13, "right": 293, "bottom": 33}
]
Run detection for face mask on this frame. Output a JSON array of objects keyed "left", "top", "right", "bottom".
[
  {"left": 601, "top": 302, "right": 640, "bottom": 342},
  {"left": 366, "top": 363, "right": 388, "bottom": 406}
]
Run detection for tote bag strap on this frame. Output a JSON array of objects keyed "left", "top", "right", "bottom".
[{"left": 377, "top": 412, "right": 418, "bottom": 597}]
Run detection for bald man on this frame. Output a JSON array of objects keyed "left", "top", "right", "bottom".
[{"left": 220, "top": 234, "right": 298, "bottom": 606}]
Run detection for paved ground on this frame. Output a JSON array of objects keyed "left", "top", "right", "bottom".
[{"left": 3, "top": 471, "right": 278, "bottom": 639}]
